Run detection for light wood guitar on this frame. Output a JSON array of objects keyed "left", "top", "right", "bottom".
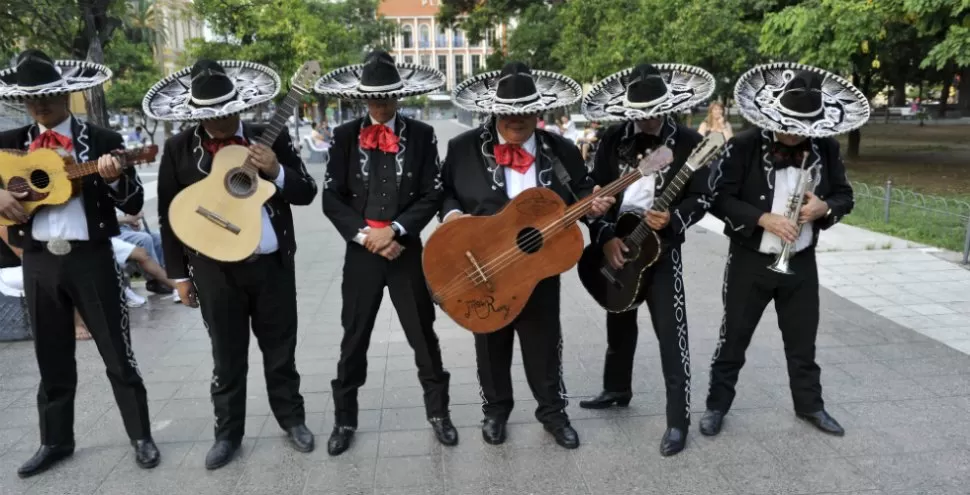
[
  {"left": 422, "top": 146, "right": 674, "bottom": 334},
  {"left": 0, "top": 145, "right": 159, "bottom": 227},
  {"left": 167, "top": 61, "right": 321, "bottom": 262}
]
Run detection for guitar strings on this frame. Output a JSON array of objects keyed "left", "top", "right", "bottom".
[{"left": 1, "top": 151, "right": 150, "bottom": 195}]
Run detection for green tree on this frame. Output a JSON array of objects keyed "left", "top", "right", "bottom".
[
  {"left": 437, "top": 0, "right": 544, "bottom": 43},
  {"left": 103, "top": 32, "right": 162, "bottom": 113},
  {"left": 492, "top": 2, "right": 564, "bottom": 72},
  {"left": 903, "top": 0, "right": 970, "bottom": 116}
]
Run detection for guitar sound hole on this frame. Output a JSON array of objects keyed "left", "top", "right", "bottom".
[
  {"left": 224, "top": 168, "right": 255, "bottom": 198},
  {"left": 30, "top": 169, "right": 50, "bottom": 189},
  {"left": 516, "top": 227, "right": 543, "bottom": 254}
]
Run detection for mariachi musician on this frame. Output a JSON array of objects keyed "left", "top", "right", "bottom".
[
  {"left": 580, "top": 63, "right": 716, "bottom": 456},
  {"left": 702, "top": 63, "right": 863, "bottom": 437},
  {"left": 442, "top": 62, "right": 614, "bottom": 449},
  {"left": 147, "top": 60, "right": 318, "bottom": 469},
  {"left": 318, "top": 51, "right": 457, "bottom": 456},
  {"left": 0, "top": 50, "right": 158, "bottom": 476}
]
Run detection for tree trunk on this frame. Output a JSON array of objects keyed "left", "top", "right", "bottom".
[
  {"left": 848, "top": 71, "right": 868, "bottom": 159},
  {"left": 938, "top": 71, "right": 952, "bottom": 119},
  {"left": 958, "top": 67, "right": 969, "bottom": 117},
  {"left": 892, "top": 79, "right": 907, "bottom": 107},
  {"left": 81, "top": 3, "right": 109, "bottom": 126},
  {"left": 317, "top": 94, "right": 328, "bottom": 123}
]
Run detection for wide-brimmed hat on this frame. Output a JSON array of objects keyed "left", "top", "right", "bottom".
[
  {"left": 0, "top": 49, "right": 112, "bottom": 100},
  {"left": 582, "top": 63, "right": 715, "bottom": 122},
  {"left": 452, "top": 62, "right": 582, "bottom": 116},
  {"left": 313, "top": 50, "right": 443, "bottom": 100},
  {"left": 734, "top": 62, "right": 870, "bottom": 138},
  {"left": 142, "top": 59, "right": 281, "bottom": 122}
]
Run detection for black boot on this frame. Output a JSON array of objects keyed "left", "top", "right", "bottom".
[
  {"left": 17, "top": 444, "right": 75, "bottom": 478},
  {"left": 204, "top": 439, "right": 240, "bottom": 470},
  {"left": 579, "top": 391, "right": 632, "bottom": 409},
  {"left": 286, "top": 424, "right": 315, "bottom": 453},
  {"left": 699, "top": 410, "right": 724, "bottom": 437},
  {"left": 481, "top": 417, "right": 506, "bottom": 445},
  {"left": 133, "top": 438, "right": 160, "bottom": 469},
  {"left": 544, "top": 423, "right": 580, "bottom": 449},
  {"left": 429, "top": 417, "right": 459, "bottom": 446},
  {"left": 796, "top": 410, "right": 845, "bottom": 436},
  {"left": 659, "top": 427, "right": 686, "bottom": 456},
  {"left": 327, "top": 425, "right": 355, "bottom": 456}
]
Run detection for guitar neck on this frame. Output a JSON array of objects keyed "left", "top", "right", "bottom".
[
  {"left": 64, "top": 153, "right": 138, "bottom": 180},
  {"left": 626, "top": 162, "right": 698, "bottom": 243},
  {"left": 562, "top": 169, "right": 646, "bottom": 224},
  {"left": 255, "top": 85, "right": 308, "bottom": 148}
]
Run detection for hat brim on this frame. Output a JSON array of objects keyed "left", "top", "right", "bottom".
[
  {"left": 313, "top": 63, "right": 443, "bottom": 100},
  {"left": 0, "top": 60, "right": 112, "bottom": 101},
  {"left": 142, "top": 61, "right": 281, "bottom": 122},
  {"left": 582, "top": 64, "right": 715, "bottom": 122},
  {"left": 452, "top": 70, "right": 582, "bottom": 116},
  {"left": 734, "top": 62, "right": 870, "bottom": 138}
]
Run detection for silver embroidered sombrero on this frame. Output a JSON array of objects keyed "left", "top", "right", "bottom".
[
  {"left": 142, "top": 60, "right": 281, "bottom": 122},
  {"left": 314, "top": 51, "right": 443, "bottom": 100},
  {"left": 452, "top": 62, "right": 582, "bottom": 116},
  {"left": 0, "top": 50, "right": 112, "bottom": 100},
  {"left": 734, "top": 62, "right": 870, "bottom": 138},
  {"left": 582, "top": 63, "right": 715, "bottom": 122}
]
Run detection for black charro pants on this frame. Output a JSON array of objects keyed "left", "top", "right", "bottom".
[
  {"left": 475, "top": 277, "right": 569, "bottom": 427},
  {"left": 190, "top": 252, "right": 305, "bottom": 442},
  {"left": 331, "top": 240, "right": 450, "bottom": 428},
  {"left": 706, "top": 242, "right": 824, "bottom": 414},
  {"left": 602, "top": 245, "right": 692, "bottom": 429},
  {"left": 23, "top": 242, "right": 151, "bottom": 446}
]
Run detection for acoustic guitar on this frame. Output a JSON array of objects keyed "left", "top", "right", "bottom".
[
  {"left": 167, "top": 61, "right": 321, "bottom": 262},
  {"left": 0, "top": 145, "right": 159, "bottom": 227},
  {"left": 422, "top": 146, "right": 674, "bottom": 334},
  {"left": 577, "top": 132, "right": 726, "bottom": 313}
]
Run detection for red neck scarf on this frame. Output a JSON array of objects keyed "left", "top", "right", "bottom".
[
  {"left": 360, "top": 124, "right": 400, "bottom": 154},
  {"left": 494, "top": 143, "right": 534, "bottom": 174}
]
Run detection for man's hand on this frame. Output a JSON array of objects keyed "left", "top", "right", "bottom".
[
  {"left": 176, "top": 280, "right": 199, "bottom": 308},
  {"left": 798, "top": 191, "right": 829, "bottom": 225},
  {"left": 758, "top": 213, "right": 799, "bottom": 244},
  {"left": 362, "top": 226, "right": 395, "bottom": 253},
  {"left": 644, "top": 210, "right": 670, "bottom": 230},
  {"left": 589, "top": 185, "right": 616, "bottom": 218},
  {"left": 379, "top": 241, "right": 404, "bottom": 261},
  {"left": 442, "top": 211, "right": 468, "bottom": 223},
  {"left": 249, "top": 144, "right": 281, "bottom": 179},
  {"left": 603, "top": 237, "right": 629, "bottom": 270},
  {"left": 97, "top": 154, "right": 123, "bottom": 182},
  {"left": 0, "top": 188, "right": 29, "bottom": 224},
  {"left": 121, "top": 213, "right": 143, "bottom": 229}
]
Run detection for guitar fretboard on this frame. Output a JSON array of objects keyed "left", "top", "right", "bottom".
[{"left": 627, "top": 162, "right": 696, "bottom": 244}]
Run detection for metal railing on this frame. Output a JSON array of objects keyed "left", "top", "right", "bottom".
[{"left": 852, "top": 181, "right": 970, "bottom": 264}]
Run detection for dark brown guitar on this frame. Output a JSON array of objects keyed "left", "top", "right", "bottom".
[
  {"left": 422, "top": 146, "right": 673, "bottom": 334},
  {"left": 577, "top": 132, "right": 726, "bottom": 312}
]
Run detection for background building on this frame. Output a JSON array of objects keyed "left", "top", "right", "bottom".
[
  {"left": 154, "top": 0, "right": 209, "bottom": 75},
  {"left": 378, "top": 0, "right": 508, "bottom": 91}
]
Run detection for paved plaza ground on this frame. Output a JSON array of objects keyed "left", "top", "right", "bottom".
[{"left": 2, "top": 120, "right": 970, "bottom": 494}]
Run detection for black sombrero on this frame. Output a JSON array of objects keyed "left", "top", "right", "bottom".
[
  {"left": 582, "top": 63, "right": 715, "bottom": 122},
  {"left": 313, "top": 50, "right": 443, "bottom": 100},
  {"left": 0, "top": 49, "right": 112, "bottom": 101},
  {"left": 142, "top": 59, "right": 280, "bottom": 122},
  {"left": 452, "top": 61, "right": 582, "bottom": 116},
  {"left": 734, "top": 62, "right": 870, "bottom": 138}
]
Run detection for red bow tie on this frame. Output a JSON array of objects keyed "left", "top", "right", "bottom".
[
  {"left": 360, "top": 124, "right": 400, "bottom": 154},
  {"left": 29, "top": 130, "right": 73, "bottom": 152},
  {"left": 203, "top": 136, "right": 248, "bottom": 155},
  {"left": 494, "top": 143, "right": 534, "bottom": 174}
]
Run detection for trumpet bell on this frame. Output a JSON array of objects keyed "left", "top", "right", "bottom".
[{"left": 766, "top": 257, "right": 793, "bottom": 275}]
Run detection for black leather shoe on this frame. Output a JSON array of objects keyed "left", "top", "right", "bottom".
[
  {"left": 17, "top": 444, "right": 75, "bottom": 478},
  {"left": 286, "top": 424, "right": 315, "bottom": 453},
  {"left": 204, "top": 439, "right": 240, "bottom": 470},
  {"left": 660, "top": 427, "right": 686, "bottom": 456},
  {"left": 327, "top": 425, "right": 355, "bottom": 456},
  {"left": 429, "top": 417, "right": 459, "bottom": 446},
  {"left": 133, "top": 438, "right": 160, "bottom": 469},
  {"left": 544, "top": 423, "right": 580, "bottom": 449},
  {"left": 579, "top": 391, "right": 632, "bottom": 409},
  {"left": 481, "top": 417, "right": 506, "bottom": 445},
  {"left": 796, "top": 410, "right": 845, "bottom": 436},
  {"left": 145, "top": 280, "right": 169, "bottom": 295},
  {"left": 699, "top": 410, "right": 724, "bottom": 437}
]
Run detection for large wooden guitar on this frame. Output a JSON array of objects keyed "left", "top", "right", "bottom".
[
  {"left": 577, "top": 132, "right": 726, "bottom": 313},
  {"left": 423, "top": 146, "right": 674, "bottom": 334},
  {"left": 167, "top": 61, "right": 321, "bottom": 262},
  {"left": 0, "top": 145, "right": 159, "bottom": 227}
]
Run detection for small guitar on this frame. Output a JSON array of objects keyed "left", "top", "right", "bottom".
[
  {"left": 167, "top": 61, "right": 321, "bottom": 262},
  {"left": 0, "top": 145, "right": 159, "bottom": 227},
  {"left": 422, "top": 146, "right": 674, "bottom": 334},
  {"left": 577, "top": 132, "right": 726, "bottom": 313}
]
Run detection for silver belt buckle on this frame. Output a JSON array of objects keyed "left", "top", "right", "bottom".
[{"left": 46, "top": 238, "right": 72, "bottom": 256}]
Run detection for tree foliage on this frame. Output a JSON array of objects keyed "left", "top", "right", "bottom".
[
  {"left": 104, "top": 31, "right": 162, "bottom": 112},
  {"left": 437, "top": 0, "right": 548, "bottom": 43}
]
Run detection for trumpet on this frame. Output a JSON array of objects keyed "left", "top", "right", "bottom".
[{"left": 766, "top": 152, "right": 814, "bottom": 275}]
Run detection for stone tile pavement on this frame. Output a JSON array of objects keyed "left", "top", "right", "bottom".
[{"left": 2, "top": 120, "right": 970, "bottom": 494}]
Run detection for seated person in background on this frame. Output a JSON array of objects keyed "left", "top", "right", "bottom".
[
  {"left": 127, "top": 126, "right": 149, "bottom": 146},
  {"left": 111, "top": 237, "right": 178, "bottom": 307},
  {"left": 578, "top": 121, "right": 601, "bottom": 162},
  {"left": 116, "top": 211, "right": 167, "bottom": 294}
]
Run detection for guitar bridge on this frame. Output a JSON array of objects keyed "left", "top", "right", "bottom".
[
  {"left": 465, "top": 251, "right": 494, "bottom": 292},
  {"left": 196, "top": 206, "right": 241, "bottom": 235}
]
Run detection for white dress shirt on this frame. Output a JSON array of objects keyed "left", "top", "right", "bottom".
[
  {"left": 618, "top": 125, "right": 658, "bottom": 214},
  {"left": 758, "top": 166, "right": 814, "bottom": 255},
  {"left": 353, "top": 115, "right": 407, "bottom": 246}
]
